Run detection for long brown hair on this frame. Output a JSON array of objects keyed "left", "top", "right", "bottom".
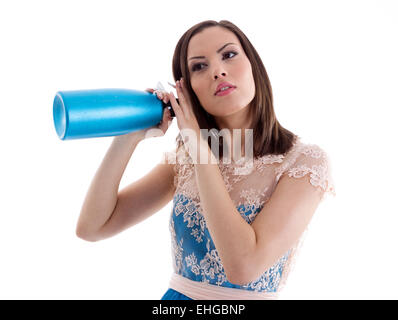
[{"left": 171, "top": 20, "right": 298, "bottom": 159}]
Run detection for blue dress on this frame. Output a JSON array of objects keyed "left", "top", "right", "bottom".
[
  {"left": 160, "top": 137, "right": 335, "bottom": 300},
  {"left": 161, "top": 288, "right": 193, "bottom": 300}
]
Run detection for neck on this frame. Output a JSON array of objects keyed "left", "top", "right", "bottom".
[{"left": 213, "top": 107, "right": 253, "bottom": 160}]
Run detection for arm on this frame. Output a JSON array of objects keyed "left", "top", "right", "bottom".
[
  {"left": 76, "top": 89, "right": 174, "bottom": 242},
  {"left": 91, "top": 159, "right": 175, "bottom": 242},
  {"left": 194, "top": 142, "right": 324, "bottom": 285},
  {"left": 76, "top": 132, "right": 176, "bottom": 242},
  {"left": 75, "top": 132, "right": 140, "bottom": 241}
]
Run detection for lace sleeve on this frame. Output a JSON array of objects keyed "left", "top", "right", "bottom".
[{"left": 276, "top": 143, "right": 336, "bottom": 202}]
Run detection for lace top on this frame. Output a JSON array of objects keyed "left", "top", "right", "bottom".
[{"left": 161, "top": 135, "right": 336, "bottom": 294}]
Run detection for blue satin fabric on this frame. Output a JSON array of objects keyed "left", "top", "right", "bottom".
[{"left": 161, "top": 288, "right": 193, "bottom": 300}]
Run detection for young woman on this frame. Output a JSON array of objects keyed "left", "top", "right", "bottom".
[{"left": 76, "top": 20, "right": 335, "bottom": 300}]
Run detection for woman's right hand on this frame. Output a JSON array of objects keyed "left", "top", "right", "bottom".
[
  {"left": 144, "top": 88, "right": 173, "bottom": 138},
  {"left": 124, "top": 88, "right": 174, "bottom": 141}
]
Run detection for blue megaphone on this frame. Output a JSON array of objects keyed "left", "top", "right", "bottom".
[{"left": 53, "top": 88, "right": 175, "bottom": 140}]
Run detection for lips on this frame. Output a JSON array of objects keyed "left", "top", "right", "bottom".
[{"left": 214, "top": 82, "right": 236, "bottom": 95}]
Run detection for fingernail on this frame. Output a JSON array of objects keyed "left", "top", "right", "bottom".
[{"left": 167, "top": 81, "right": 176, "bottom": 89}]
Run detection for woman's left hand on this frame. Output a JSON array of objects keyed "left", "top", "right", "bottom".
[
  {"left": 168, "top": 78, "right": 212, "bottom": 162},
  {"left": 169, "top": 77, "right": 201, "bottom": 137}
]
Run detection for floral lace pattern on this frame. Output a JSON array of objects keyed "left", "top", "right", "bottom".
[
  {"left": 163, "top": 136, "right": 336, "bottom": 293},
  {"left": 170, "top": 193, "right": 290, "bottom": 292}
]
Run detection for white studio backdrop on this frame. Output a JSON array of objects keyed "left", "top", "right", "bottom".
[{"left": 0, "top": 0, "right": 397, "bottom": 299}]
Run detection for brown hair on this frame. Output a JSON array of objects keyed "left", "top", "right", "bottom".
[{"left": 171, "top": 20, "right": 298, "bottom": 159}]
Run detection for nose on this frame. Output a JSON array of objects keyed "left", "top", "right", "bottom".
[
  {"left": 213, "top": 65, "right": 227, "bottom": 79},
  {"left": 214, "top": 72, "right": 226, "bottom": 80}
]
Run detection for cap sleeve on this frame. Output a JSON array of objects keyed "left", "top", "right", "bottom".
[
  {"left": 277, "top": 142, "right": 336, "bottom": 202},
  {"left": 159, "top": 134, "right": 192, "bottom": 191}
]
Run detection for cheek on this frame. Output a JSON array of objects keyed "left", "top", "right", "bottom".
[
  {"left": 191, "top": 80, "right": 207, "bottom": 103},
  {"left": 243, "top": 61, "right": 254, "bottom": 82},
  {"left": 190, "top": 77, "right": 199, "bottom": 94},
  {"left": 238, "top": 61, "right": 255, "bottom": 95}
]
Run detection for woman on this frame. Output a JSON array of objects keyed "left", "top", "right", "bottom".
[{"left": 76, "top": 20, "right": 335, "bottom": 300}]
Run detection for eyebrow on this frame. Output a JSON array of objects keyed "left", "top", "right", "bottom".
[{"left": 188, "top": 43, "right": 237, "bottom": 61}]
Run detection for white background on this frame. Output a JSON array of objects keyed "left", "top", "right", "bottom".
[{"left": 1, "top": 0, "right": 397, "bottom": 299}]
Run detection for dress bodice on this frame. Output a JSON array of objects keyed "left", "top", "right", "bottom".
[{"left": 161, "top": 136, "right": 335, "bottom": 293}]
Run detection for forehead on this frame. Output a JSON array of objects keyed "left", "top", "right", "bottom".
[{"left": 187, "top": 27, "right": 240, "bottom": 56}]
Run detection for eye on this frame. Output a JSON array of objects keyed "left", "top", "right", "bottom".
[
  {"left": 190, "top": 51, "right": 238, "bottom": 72},
  {"left": 222, "top": 51, "right": 238, "bottom": 59},
  {"left": 192, "top": 63, "right": 206, "bottom": 72}
]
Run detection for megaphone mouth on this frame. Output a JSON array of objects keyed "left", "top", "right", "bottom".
[{"left": 53, "top": 93, "right": 67, "bottom": 140}]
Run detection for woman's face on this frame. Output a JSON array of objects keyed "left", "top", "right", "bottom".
[{"left": 187, "top": 26, "right": 255, "bottom": 120}]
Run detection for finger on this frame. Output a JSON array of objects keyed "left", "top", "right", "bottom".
[
  {"left": 159, "top": 108, "right": 172, "bottom": 132},
  {"left": 158, "top": 107, "right": 169, "bottom": 124},
  {"left": 168, "top": 81, "right": 176, "bottom": 89},
  {"left": 175, "top": 80, "right": 187, "bottom": 110},
  {"left": 180, "top": 78, "right": 192, "bottom": 104},
  {"left": 162, "top": 106, "right": 172, "bottom": 120},
  {"left": 158, "top": 91, "right": 170, "bottom": 105},
  {"left": 176, "top": 79, "right": 193, "bottom": 116},
  {"left": 156, "top": 91, "right": 164, "bottom": 100},
  {"left": 163, "top": 92, "right": 170, "bottom": 103},
  {"left": 145, "top": 88, "right": 167, "bottom": 103},
  {"left": 169, "top": 91, "right": 184, "bottom": 118},
  {"left": 179, "top": 78, "right": 187, "bottom": 94},
  {"left": 165, "top": 109, "right": 173, "bottom": 125}
]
